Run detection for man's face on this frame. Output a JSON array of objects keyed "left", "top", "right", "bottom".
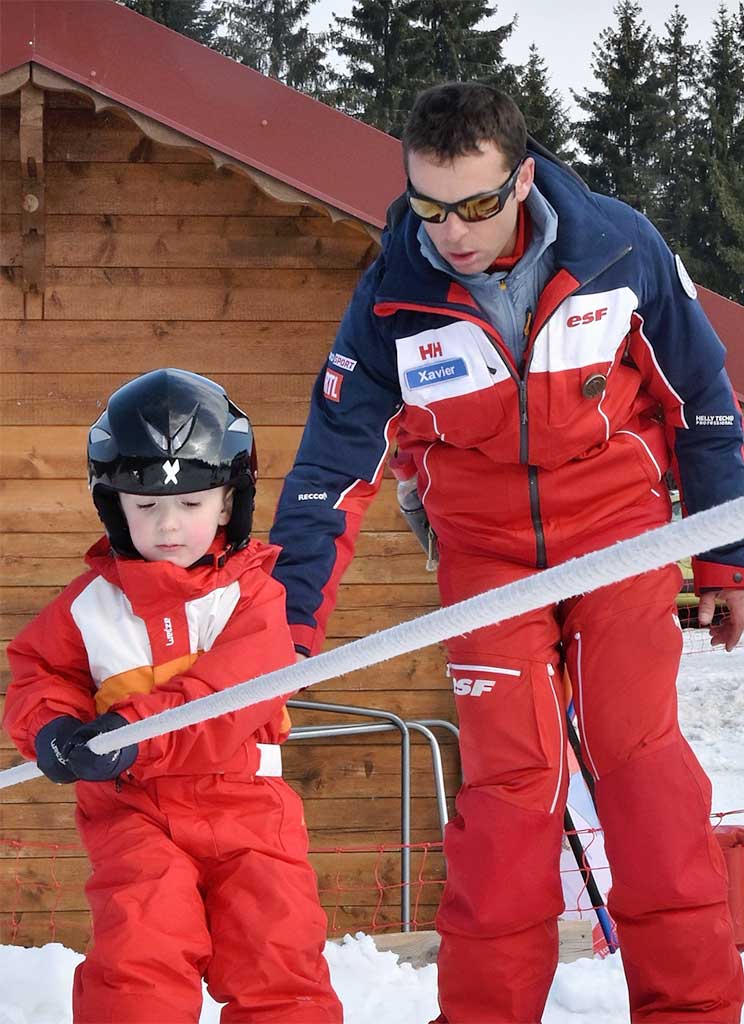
[{"left": 407, "top": 142, "right": 534, "bottom": 275}]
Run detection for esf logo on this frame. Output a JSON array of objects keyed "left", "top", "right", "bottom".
[
  {"left": 405, "top": 357, "right": 468, "bottom": 389},
  {"left": 452, "top": 677, "right": 496, "bottom": 696},
  {"left": 566, "top": 307, "right": 608, "bottom": 328}
]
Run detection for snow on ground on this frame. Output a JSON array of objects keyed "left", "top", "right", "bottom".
[
  {"left": 1, "top": 641, "right": 742, "bottom": 1024},
  {"left": 0, "top": 936, "right": 741, "bottom": 1024},
  {"left": 677, "top": 641, "right": 744, "bottom": 823}
]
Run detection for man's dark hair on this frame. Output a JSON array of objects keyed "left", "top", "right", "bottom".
[{"left": 402, "top": 82, "right": 527, "bottom": 171}]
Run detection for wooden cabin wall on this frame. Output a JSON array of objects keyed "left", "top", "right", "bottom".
[{"left": 0, "top": 89, "right": 456, "bottom": 948}]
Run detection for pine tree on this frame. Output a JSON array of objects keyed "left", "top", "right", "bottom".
[
  {"left": 329, "top": 0, "right": 414, "bottom": 135},
  {"left": 215, "top": 1, "right": 327, "bottom": 95},
  {"left": 705, "top": 4, "right": 744, "bottom": 163},
  {"left": 573, "top": 1, "right": 665, "bottom": 211},
  {"left": 515, "top": 44, "right": 574, "bottom": 159},
  {"left": 401, "top": 0, "right": 517, "bottom": 95},
  {"left": 690, "top": 5, "right": 744, "bottom": 301},
  {"left": 117, "top": 0, "right": 219, "bottom": 46},
  {"left": 651, "top": 5, "right": 701, "bottom": 259}
]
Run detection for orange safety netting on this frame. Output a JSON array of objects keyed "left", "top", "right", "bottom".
[{"left": 3, "top": 810, "right": 743, "bottom": 947}]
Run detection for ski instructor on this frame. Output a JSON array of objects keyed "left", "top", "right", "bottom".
[{"left": 270, "top": 82, "right": 744, "bottom": 1022}]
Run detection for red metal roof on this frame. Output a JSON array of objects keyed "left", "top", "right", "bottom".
[
  {"left": 699, "top": 287, "right": 744, "bottom": 400},
  {"left": 0, "top": 0, "right": 405, "bottom": 227},
  {"left": 1, "top": 0, "right": 743, "bottom": 387}
]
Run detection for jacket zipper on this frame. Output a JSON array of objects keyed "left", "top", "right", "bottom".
[
  {"left": 515, "top": 247, "right": 633, "bottom": 569},
  {"left": 377, "top": 244, "right": 633, "bottom": 570}
]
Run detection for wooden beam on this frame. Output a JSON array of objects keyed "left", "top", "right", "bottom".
[
  {"left": 19, "top": 82, "right": 45, "bottom": 319},
  {"left": 0, "top": 64, "right": 30, "bottom": 97},
  {"left": 364, "top": 921, "right": 594, "bottom": 966}
]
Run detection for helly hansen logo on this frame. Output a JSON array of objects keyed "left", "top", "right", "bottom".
[
  {"left": 405, "top": 357, "right": 468, "bottom": 389},
  {"left": 418, "top": 341, "right": 443, "bottom": 360},
  {"left": 567, "top": 307, "right": 608, "bottom": 328},
  {"left": 324, "top": 368, "right": 343, "bottom": 402},
  {"left": 163, "top": 617, "right": 175, "bottom": 647}
]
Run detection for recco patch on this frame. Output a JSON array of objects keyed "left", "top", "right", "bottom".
[{"left": 405, "top": 357, "right": 469, "bottom": 390}]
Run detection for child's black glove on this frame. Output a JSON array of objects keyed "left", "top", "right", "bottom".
[
  {"left": 35, "top": 715, "right": 83, "bottom": 784},
  {"left": 62, "top": 712, "right": 139, "bottom": 782}
]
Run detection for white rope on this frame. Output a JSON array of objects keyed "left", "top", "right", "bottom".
[{"left": 3, "top": 495, "right": 743, "bottom": 791}]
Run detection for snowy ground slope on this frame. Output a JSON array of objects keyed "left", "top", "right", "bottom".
[
  {"left": 677, "top": 643, "right": 744, "bottom": 823},
  {"left": 0, "top": 642, "right": 742, "bottom": 1024}
]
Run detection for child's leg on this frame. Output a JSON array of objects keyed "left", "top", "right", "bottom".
[
  {"left": 73, "top": 780, "right": 210, "bottom": 1024},
  {"left": 201, "top": 776, "right": 343, "bottom": 1023}
]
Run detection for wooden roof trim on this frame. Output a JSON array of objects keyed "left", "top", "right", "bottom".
[
  {"left": 30, "top": 64, "right": 382, "bottom": 244},
  {"left": 0, "top": 63, "right": 29, "bottom": 96},
  {"left": 0, "top": 1, "right": 403, "bottom": 227}
]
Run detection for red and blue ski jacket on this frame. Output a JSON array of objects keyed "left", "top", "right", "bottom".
[{"left": 270, "top": 153, "right": 744, "bottom": 656}]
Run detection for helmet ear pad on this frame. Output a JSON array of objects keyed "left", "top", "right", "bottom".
[
  {"left": 92, "top": 488, "right": 139, "bottom": 557},
  {"left": 226, "top": 478, "right": 256, "bottom": 550}
]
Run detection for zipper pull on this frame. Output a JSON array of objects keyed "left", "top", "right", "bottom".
[
  {"left": 426, "top": 526, "right": 439, "bottom": 572},
  {"left": 519, "top": 379, "right": 528, "bottom": 424},
  {"left": 499, "top": 279, "right": 507, "bottom": 290},
  {"left": 524, "top": 308, "right": 533, "bottom": 337}
]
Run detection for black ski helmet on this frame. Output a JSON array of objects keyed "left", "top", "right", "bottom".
[{"left": 88, "top": 368, "right": 257, "bottom": 556}]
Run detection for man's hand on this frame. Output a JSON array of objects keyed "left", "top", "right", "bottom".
[{"left": 698, "top": 588, "right": 744, "bottom": 651}]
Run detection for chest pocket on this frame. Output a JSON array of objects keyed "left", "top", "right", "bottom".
[
  {"left": 530, "top": 288, "right": 638, "bottom": 429},
  {"left": 395, "top": 320, "right": 512, "bottom": 446}
]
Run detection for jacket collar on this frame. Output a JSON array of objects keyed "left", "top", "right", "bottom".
[
  {"left": 85, "top": 534, "right": 280, "bottom": 618},
  {"left": 378, "top": 153, "right": 632, "bottom": 308}
]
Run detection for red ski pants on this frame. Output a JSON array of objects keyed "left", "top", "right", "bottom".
[
  {"left": 72, "top": 773, "right": 343, "bottom": 1023},
  {"left": 434, "top": 549, "right": 744, "bottom": 1024}
]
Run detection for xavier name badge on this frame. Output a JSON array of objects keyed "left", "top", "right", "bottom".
[{"left": 405, "top": 357, "right": 468, "bottom": 389}]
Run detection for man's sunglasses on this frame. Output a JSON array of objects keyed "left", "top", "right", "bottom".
[{"left": 406, "top": 157, "right": 525, "bottom": 224}]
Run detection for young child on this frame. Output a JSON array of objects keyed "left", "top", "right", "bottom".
[{"left": 2, "top": 368, "right": 343, "bottom": 1024}]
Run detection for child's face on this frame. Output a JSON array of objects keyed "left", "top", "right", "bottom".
[{"left": 118, "top": 487, "right": 233, "bottom": 567}]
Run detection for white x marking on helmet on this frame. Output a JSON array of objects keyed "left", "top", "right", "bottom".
[{"left": 162, "top": 459, "right": 180, "bottom": 485}]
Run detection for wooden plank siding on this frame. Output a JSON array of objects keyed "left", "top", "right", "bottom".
[{"left": 0, "top": 91, "right": 454, "bottom": 949}]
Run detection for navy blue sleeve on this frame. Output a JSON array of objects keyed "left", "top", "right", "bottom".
[
  {"left": 630, "top": 211, "right": 744, "bottom": 583},
  {"left": 269, "top": 259, "right": 403, "bottom": 654}
]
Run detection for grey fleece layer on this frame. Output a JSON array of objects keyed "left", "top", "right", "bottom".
[{"left": 417, "top": 184, "right": 559, "bottom": 369}]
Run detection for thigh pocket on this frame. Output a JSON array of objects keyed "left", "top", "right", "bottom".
[
  {"left": 450, "top": 659, "right": 563, "bottom": 796},
  {"left": 262, "top": 777, "right": 312, "bottom": 859}
]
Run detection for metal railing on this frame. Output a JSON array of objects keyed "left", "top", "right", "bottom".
[
  {"left": 288, "top": 700, "right": 455, "bottom": 931},
  {"left": 289, "top": 699, "right": 616, "bottom": 948}
]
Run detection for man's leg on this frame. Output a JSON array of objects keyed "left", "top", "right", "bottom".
[
  {"left": 562, "top": 567, "right": 744, "bottom": 1023},
  {"left": 434, "top": 549, "right": 567, "bottom": 1024}
]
